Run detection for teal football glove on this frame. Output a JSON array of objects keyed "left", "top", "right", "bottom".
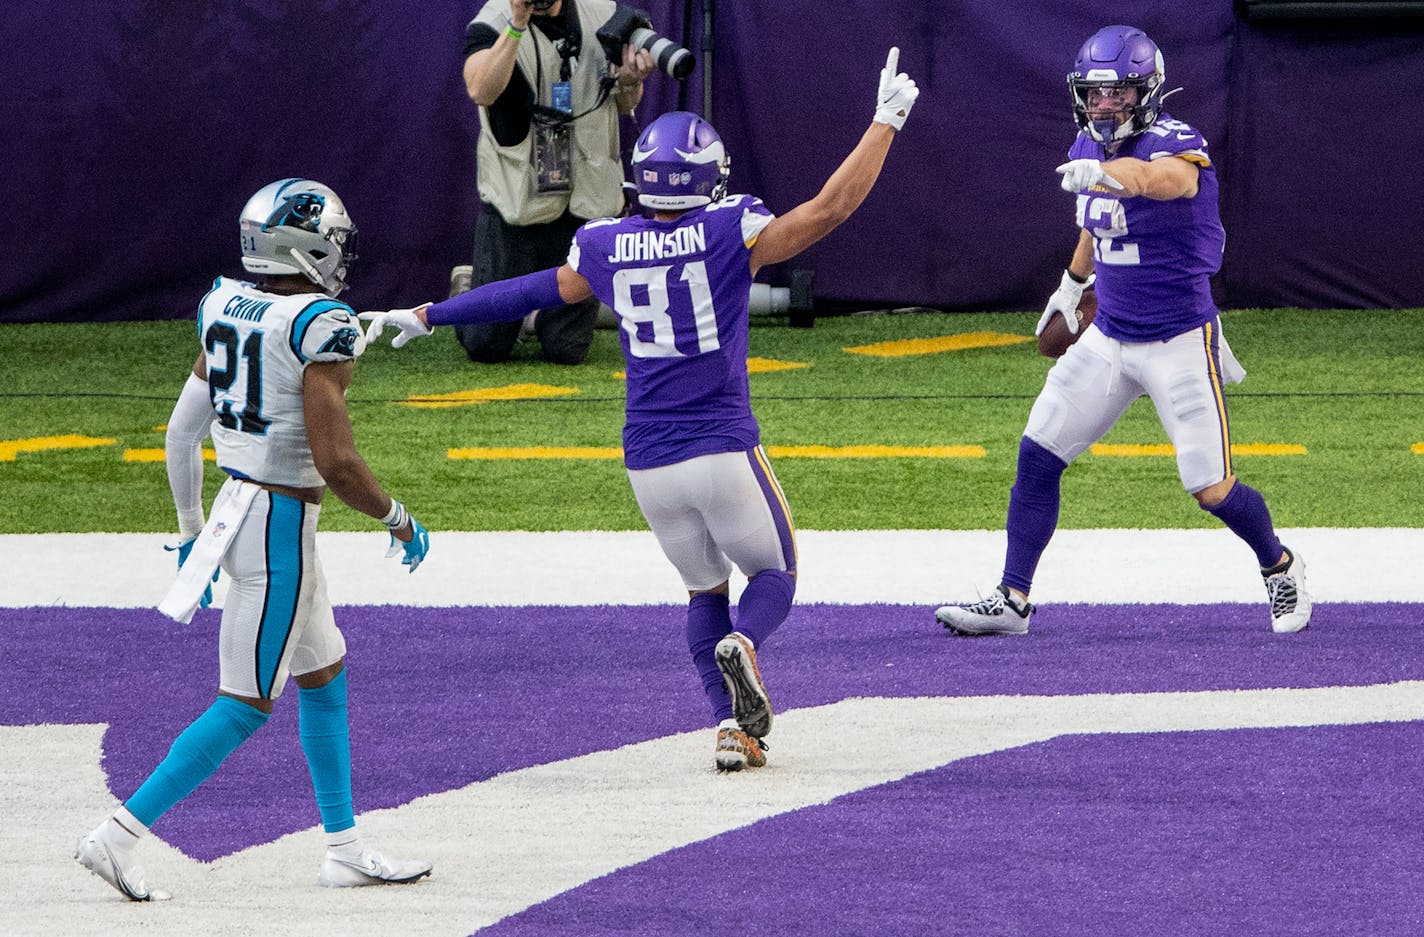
[
  {"left": 385, "top": 515, "right": 430, "bottom": 573},
  {"left": 165, "top": 536, "right": 219, "bottom": 609}
]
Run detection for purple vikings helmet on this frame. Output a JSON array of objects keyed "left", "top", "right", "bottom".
[
  {"left": 631, "top": 111, "right": 730, "bottom": 210},
  {"left": 1068, "top": 25, "right": 1168, "bottom": 148}
]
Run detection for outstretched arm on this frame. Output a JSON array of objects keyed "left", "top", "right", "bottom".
[
  {"left": 749, "top": 47, "right": 919, "bottom": 275},
  {"left": 1057, "top": 154, "right": 1200, "bottom": 200},
  {"left": 360, "top": 265, "right": 594, "bottom": 348}
]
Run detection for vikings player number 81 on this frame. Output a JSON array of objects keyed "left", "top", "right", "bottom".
[{"left": 612, "top": 261, "right": 720, "bottom": 358}]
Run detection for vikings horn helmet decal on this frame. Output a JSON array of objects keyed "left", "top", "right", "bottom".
[
  {"left": 1068, "top": 25, "right": 1169, "bottom": 149},
  {"left": 631, "top": 111, "right": 731, "bottom": 210}
]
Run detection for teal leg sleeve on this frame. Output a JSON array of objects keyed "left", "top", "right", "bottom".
[
  {"left": 124, "top": 696, "right": 269, "bottom": 827},
  {"left": 298, "top": 670, "right": 354, "bottom": 834}
]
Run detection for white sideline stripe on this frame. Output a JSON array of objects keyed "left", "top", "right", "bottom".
[
  {"left": 1, "top": 529, "right": 1420, "bottom": 607},
  {"left": 13, "top": 682, "right": 1424, "bottom": 935}
]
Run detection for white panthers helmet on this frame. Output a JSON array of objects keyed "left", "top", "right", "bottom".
[{"left": 239, "top": 179, "right": 357, "bottom": 296}]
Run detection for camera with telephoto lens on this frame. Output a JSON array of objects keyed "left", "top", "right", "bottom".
[{"left": 597, "top": 5, "right": 695, "bottom": 80}]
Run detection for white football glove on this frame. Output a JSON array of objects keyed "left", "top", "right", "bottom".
[
  {"left": 358, "top": 307, "right": 432, "bottom": 349},
  {"left": 873, "top": 47, "right": 919, "bottom": 131},
  {"left": 1035, "top": 269, "right": 1095, "bottom": 337},
  {"left": 1055, "top": 158, "right": 1125, "bottom": 194}
]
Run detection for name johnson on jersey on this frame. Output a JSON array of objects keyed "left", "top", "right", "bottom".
[{"left": 606, "top": 224, "right": 708, "bottom": 263}]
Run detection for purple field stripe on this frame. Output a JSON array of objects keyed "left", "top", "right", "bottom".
[
  {"left": 4, "top": 601, "right": 1422, "bottom": 860},
  {"left": 479, "top": 721, "right": 1424, "bottom": 936}
]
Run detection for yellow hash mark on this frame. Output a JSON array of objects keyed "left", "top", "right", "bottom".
[
  {"left": 843, "top": 332, "right": 1034, "bottom": 358},
  {"left": 611, "top": 358, "right": 808, "bottom": 381},
  {"left": 748, "top": 357, "right": 810, "bottom": 373},
  {"left": 125, "top": 448, "right": 217, "bottom": 463},
  {"left": 1091, "top": 443, "right": 1307, "bottom": 457},
  {"left": 1232, "top": 444, "right": 1308, "bottom": 456},
  {"left": 448, "top": 444, "right": 984, "bottom": 461},
  {"left": 401, "top": 383, "right": 580, "bottom": 409},
  {"left": 449, "top": 446, "right": 623, "bottom": 460},
  {"left": 767, "top": 445, "right": 985, "bottom": 459},
  {"left": 1413, "top": 442, "right": 1424, "bottom": 455},
  {"left": 1091, "top": 443, "right": 1176, "bottom": 457},
  {"left": 0, "top": 434, "right": 116, "bottom": 462}
]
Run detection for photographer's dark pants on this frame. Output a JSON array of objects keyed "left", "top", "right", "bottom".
[{"left": 454, "top": 204, "right": 599, "bottom": 365}]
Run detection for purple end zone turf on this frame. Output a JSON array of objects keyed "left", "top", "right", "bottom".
[
  {"left": 6, "top": 600, "right": 1423, "bottom": 933},
  {"left": 483, "top": 721, "right": 1424, "bottom": 936}
]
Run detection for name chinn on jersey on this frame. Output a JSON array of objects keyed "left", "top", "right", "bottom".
[
  {"left": 1067, "top": 113, "right": 1227, "bottom": 343},
  {"left": 570, "top": 195, "right": 775, "bottom": 470},
  {"left": 195, "top": 277, "right": 363, "bottom": 487}
]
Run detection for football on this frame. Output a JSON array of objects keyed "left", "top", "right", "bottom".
[{"left": 1037, "top": 288, "right": 1097, "bottom": 359}]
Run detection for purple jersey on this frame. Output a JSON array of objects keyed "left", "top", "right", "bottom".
[
  {"left": 570, "top": 195, "right": 776, "bottom": 470},
  {"left": 1066, "top": 113, "right": 1226, "bottom": 343}
]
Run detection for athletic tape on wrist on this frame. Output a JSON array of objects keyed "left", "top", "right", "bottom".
[{"left": 380, "top": 499, "right": 409, "bottom": 532}]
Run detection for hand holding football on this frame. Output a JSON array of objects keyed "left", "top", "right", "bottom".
[{"left": 1037, "top": 289, "right": 1096, "bottom": 359}]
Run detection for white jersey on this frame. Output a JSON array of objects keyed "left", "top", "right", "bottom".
[{"left": 196, "top": 277, "right": 364, "bottom": 488}]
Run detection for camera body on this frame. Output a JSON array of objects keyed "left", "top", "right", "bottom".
[{"left": 596, "top": 5, "right": 695, "bottom": 80}]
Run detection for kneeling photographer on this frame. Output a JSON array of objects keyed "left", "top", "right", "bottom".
[{"left": 458, "top": 0, "right": 673, "bottom": 365}]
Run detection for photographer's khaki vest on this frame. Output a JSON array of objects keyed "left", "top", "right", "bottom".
[{"left": 472, "top": 0, "right": 625, "bottom": 225}]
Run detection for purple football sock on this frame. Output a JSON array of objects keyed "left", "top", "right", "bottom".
[
  {"left": 735, "top": 569, "right": 795, "bottom": 649},
  {"left": 1205, "top": 481, "right": 1285, "bottom": 568},
  {"left": 1002, "top": 437, "right": 1068, "bottom": 595},
  {"left": 687, "top": 593, "right": 734, "bottom": 722}
]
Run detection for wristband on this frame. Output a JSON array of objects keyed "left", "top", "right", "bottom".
[
  {"left": 506, "top": 24, "right": 525, "bottom": 39},
  {"left": 1066, "top": 269, "right": 1090, "bottom": 285},
  {"left": 380, "top": 498, "right": 410, "bottom": 532}
]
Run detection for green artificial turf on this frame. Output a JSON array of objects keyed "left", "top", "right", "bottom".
[{"left": 1, "top": 308, "right": 1420, "bottom": 533}]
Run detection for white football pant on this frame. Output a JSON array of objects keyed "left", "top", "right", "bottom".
[
  {"left": 628, "top": 447, "right": 797, "bottom": 592},
  {"left": 1024, "top": 319, "right": 1245, "bottom": 494}
]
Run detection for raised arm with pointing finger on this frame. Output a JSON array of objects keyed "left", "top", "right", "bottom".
[{"left": 366, "top": 48, "right": 918, "bottom": 773}]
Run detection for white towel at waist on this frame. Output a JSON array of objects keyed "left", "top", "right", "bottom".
[{"left": 157, "top": 478, "right": 260, "bottom": 623}]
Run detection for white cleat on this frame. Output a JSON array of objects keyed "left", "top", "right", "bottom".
[
  {"left": 318, "top": 848, "right": 432, "bottom": 888},
  {"left": 935, "top": 585, "right": 1033, "bottom": 636},
  {"left": 1265, "top": 548, "right": 1312, "bottom": 634},
  {"left": 74, "top": 826, "right": 170, "bottom": 901}
]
